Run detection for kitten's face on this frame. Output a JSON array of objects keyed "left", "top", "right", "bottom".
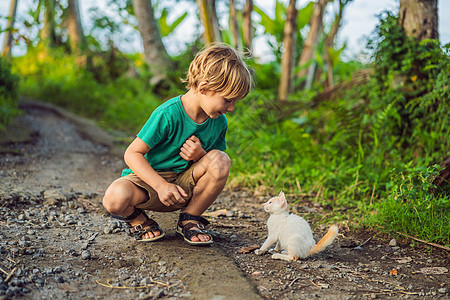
[{"left": 263, "top": 191, "right": 288, "bottom": 213}]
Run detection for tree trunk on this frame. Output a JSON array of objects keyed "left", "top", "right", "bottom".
[
  {"left": 296, "top": 0, "right": 330, "bottom": 90},
  {"left": 67, "top": 0, "right": 87, "bottom": 56},
  {"left": 132, "top": 0, "right": 172, "bottom": 86},
  {"left": 278, "top": 0, "right": 297, "bottom": 101},
  {"left": 40, "top": 0, "right": 57, "bottom": 48},
  {"left": 1, "top": 0, "right": 18, "bottom": 57},
  {"left": 197, "top": 0, "right": 222, "bottom": 44},
  {"left": 323, "top": 0, "right": 347, "bottom": 88},
  {"left": 229, "top": 0, "right": 243, "bottom": 52},
  {"left": 243, "top": 0, "right": 253, "bottom": 52},
  {"left": 399, "top": 0, "right": 438, "bottom": 41},
  {"left": 210, "top": 1, "right": 221, "bottom": 43}
]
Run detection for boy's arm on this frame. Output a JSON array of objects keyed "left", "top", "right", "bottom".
[{"left": 124, "top": 137, "right": 188, "bottom": 206}]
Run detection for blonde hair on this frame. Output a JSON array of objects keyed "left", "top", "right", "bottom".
[{"left": 184, "top": 43, "right": 253, "bottom": 100}]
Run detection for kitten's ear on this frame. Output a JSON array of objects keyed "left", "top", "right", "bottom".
[{"left": 278, "top": 191, "right": 287, "bottom": 209}]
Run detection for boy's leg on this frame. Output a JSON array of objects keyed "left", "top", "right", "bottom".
[
  {"left": 181, "top": 150, "right": 231, "bottom": 242},
  {"left": 102, "top": 179, "right": 161, "bottom": 240}
]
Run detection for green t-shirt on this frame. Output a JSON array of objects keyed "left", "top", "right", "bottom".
[{"left": 122, "top": 95, "right": 227, "bottom": 176}]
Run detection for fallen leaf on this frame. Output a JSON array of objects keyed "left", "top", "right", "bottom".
[
  {"left": 393, "top": 257, "right": 412, "bottom": 263},
  {"left": 419, "top": 267, "right": 448, "bottom": 275},
  {"left": 203, "top": 209, "right": 227, "bottom": 218},
  {"left": 390, "top": 269, "right": 398, "bottom": 276},
  {"left": 238, "top": 245, "right": 259, "bottom": 254}
]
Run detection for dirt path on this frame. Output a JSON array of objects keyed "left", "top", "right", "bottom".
[{"left": 0, "top": 101, "right": 448, "bottom": 300}]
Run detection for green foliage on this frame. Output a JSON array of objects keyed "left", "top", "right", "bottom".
[
  {"left": 226, "top": 12, "right": 449, "bottom": 245},
  {"left": 254, "top": 1, "right": 313, "bottom": 60},
  {"left": 366, "top": 166, "right": 449, "bottom": 245},
  {"left": 159, "top": 8, "right": 188, "bottom": 37},
  {"left": 12, "top": 49, "right": 179, "bottom": 134},
  {"left": 366, "top": 13, "right": 450, "bottom": 154},
  {"left": 0, "top": 57, "right": 21, "bottom": 131}
]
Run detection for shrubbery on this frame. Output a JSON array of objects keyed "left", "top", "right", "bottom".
[{"left": 0, "top": 57, "right": 20, "bottom": 131}]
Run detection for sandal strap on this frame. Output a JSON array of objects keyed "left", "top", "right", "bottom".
[
  {"left": 179, "top": 222, "right": 211, "bottom": 241},
  {"left": 127, "top": 219, "right": 163, "bottom": 240},
  {"left": 110, "top": 208, "right": 144, "bottom": 221},
  {"left": 178, "top": 212, "right": 210, "bottom": 226},
  {"left": 128, "top": 219, "right": 157, "bottom": 233}
]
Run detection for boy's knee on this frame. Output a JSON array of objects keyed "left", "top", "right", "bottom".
[
  {"left": 205, "top": 150, "right": 231, "bottom": 178},
  {"left": 102, "top": 182, "right": 133, "bottom": 215}
]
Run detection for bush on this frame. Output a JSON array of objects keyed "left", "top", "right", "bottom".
[
  {"left": 0, "top": 57, "right": 20, "bottom": 131},
  {"left": 367, "top": 165, "right": 450, "bottom": 245}
]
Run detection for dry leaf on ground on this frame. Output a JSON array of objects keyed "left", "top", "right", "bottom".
[
  {"left": 392, "top": 257, "right": 412, "bottom": 263},
  {"left": 238, "top": 245, "right": 260, "bottom": 254}
]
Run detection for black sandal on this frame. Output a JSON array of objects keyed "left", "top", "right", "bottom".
[
  {"left": 111, "top": 208, "right": 165, "bottom": 242},
  {"left": 176, "top": 212, "right": 213, "bottom": 246}
]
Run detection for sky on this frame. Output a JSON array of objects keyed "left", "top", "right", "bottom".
[{"left": 0, "top": 0, "right": 449, "bottom": 62}]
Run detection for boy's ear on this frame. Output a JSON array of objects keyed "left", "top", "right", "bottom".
[{"left": 198, "top": 81, "right": 208, "bottom": 94}]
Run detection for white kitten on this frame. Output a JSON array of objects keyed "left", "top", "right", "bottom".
[{"left": 255, "top": 191, "right": 338, "bottom": 261}]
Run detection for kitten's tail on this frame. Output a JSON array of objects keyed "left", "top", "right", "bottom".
[{"left": 308, "top": 225, "right": 338, "bottom": 257}]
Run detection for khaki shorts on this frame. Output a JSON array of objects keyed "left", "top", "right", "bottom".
[{"left": 121, "top": 164, "right": 196, "bottom": 212}]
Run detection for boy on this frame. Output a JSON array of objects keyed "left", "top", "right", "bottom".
[{"left": 102, "top": 44, "right": 253, "bottom": 246}]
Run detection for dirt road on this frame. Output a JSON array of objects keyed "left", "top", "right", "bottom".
[{"left": 0, "top": 100, "right": 448, "bottom": 299}]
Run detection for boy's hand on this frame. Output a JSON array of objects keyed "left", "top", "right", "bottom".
[
  {"left": 180, "top": 135, "right": 207, "bottom": 162},
  {"left": 157, "top": 183, "right": 188, "bottom": 206}
]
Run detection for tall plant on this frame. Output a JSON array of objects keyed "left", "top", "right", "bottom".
[{"left": 254, "top": 0, "right": 314, "bottom": 61}]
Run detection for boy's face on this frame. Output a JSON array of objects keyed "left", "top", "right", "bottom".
[{"left": 201, "top": 90, "right": 238, "bottom": 119}]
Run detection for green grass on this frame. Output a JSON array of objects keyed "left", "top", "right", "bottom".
[{"left": 365, "top": 166, "right": 450, "bottom": 246}]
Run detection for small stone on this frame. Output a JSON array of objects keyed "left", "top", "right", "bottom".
[
  {"left": 226, "top": 210, "right": 236, "bottom": 217},
  {"left": 148, "top": 287, "right": 164, "bottom": 299},
  {"left": 251, "top": 271, "right": 262, "bottom": 276},
  {"left": 140, "top": 278, "right": 152, "bottom": 286},
  {"left": 81, "top": 250, "right": 91, "bottom": 260},
  {"left": 389, "top": 239, "right": 397, "bottom": 247},
  {"left": 438, "top": 288, "right": 448, "bottom": 294}
]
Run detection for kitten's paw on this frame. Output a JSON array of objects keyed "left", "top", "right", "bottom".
[{"left": 254, "top": 249, "right": 264, "bottom": 255}]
